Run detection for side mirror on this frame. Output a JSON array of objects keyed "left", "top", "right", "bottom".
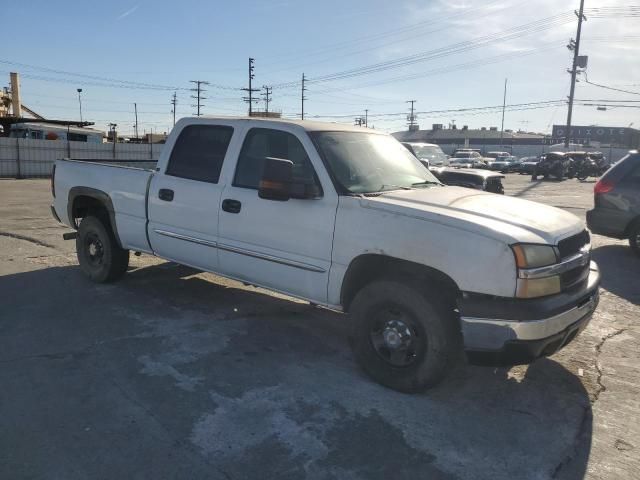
[{"left": 259, "top": 157, "right": 293, "bottom": 201}]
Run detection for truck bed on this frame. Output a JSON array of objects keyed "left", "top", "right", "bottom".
[{"left": 53, "top": 158, "right": 155, "bottom": 253}]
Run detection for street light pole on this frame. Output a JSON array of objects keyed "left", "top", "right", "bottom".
[{"left": 77, "top": 88, "right": 83, "bottom": 123}]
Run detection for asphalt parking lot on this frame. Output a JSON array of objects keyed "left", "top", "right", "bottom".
[{"left": 1, "top": 176, "right": 638, "bottom": 480}]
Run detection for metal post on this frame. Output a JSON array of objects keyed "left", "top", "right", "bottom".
[
  {"left": 67, "top": 125, "right": 71, "bottom": 158},
  {"left": 77, "top": 88, "right": 83, "bottom": 123},
  {"left": 564, "top": 0, "right": 586, "bottom": 148},
  {"left": 500, "top": 78, "right": 507, "bottom": 149},
  {"left": 134, "top": 103, "right": 139, "bottom": 140},
  {"left": 301, "top": 73, "right": 307, "bottom": 120},
  {"left": 15, "top": 137, "right": 22, "bottom": 179}
]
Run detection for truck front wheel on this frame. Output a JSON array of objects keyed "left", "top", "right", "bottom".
[
  {"left": 76, "top": 215, "right": 129, "bottom": 283},
  {"left": 350, "top": 280, "right": 458, "bottom": 392}
]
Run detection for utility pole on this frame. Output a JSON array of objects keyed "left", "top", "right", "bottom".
[
  {"left": 564, "top": 0, "right": 587, "bottom": 148},
  {"left": 262, "top": 86, "right": 272, "bottom": 114},
  {"left": 170, "top": 92, "right": 177, "bottom": 127},
  {"left": 134, "top": 102, "right": 139, "bottom": 140},
  {"left": 77, "top": 88, "right": 83, "bottom": 123},
  {"left": 190, "top": 80, "right": 209, "bottom": 116},
  {"left": 365, "top": 109, "right": 369, "bottom": 128},
  {"left": 301, "top": 73, "right": 307, "bottom": 120},
  {"left": 109, "top": 123, "right": 117, "bottom": 158},
  {"left": 500, "top": 78, "right": 507, "bottom": 149},
  {"left": 406, "top": 100, "right": 417, "bottom": 130},
  {"left": 241, "top": 58, "right": 260, "bottom": 116}
]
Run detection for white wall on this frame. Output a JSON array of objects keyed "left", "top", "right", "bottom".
[{"left": 0, "top": 137, "right": 162, "bottom": 178}]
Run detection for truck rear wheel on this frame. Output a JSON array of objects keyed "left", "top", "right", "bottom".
[
  {"left": 350, "top": 280, "right": 458, "bottom": 392},
  {"left": 76, "top": 215, "right": 129, "bottom": 283}
]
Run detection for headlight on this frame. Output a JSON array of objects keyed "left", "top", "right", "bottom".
[
  {"left": 511, "top": 244, "right": 558, "bottom": 268},
  {"left": 512, "top": 244, "right": 561, "bottom": 298}
]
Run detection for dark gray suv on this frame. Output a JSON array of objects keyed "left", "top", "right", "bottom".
[{"left": 587, "top": 151, "right": 640, "bottom": 256}]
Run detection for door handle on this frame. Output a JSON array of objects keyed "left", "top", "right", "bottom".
[
  {"left": 158, "top": 188, "right": 174, "bottom": 201},
  {"left": 222, "top": 198, "right": 242, "bottom": 214}
]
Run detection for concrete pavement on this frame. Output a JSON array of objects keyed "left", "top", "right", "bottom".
[{"left": 0, "top": 177, "right": 638, "bottom": 479}]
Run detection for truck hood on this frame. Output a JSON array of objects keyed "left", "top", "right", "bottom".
[{"left": 361, "top": 186, "right": 584, "bottom": 245}]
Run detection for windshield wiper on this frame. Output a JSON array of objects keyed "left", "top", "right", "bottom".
[
  {"left": 411, "top": 180, "right": 442, "bottom": 187},
  {"left": 378, "top": 184, "right": 413, "bottom": 191}
]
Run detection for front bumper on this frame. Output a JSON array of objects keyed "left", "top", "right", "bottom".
[{"left": 459, "top": 262, "right": 600, "bottom": 366}]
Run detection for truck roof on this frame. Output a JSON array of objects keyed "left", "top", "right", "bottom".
[{"left": 182, "top": 116, "right": 386, "bottom": 134}]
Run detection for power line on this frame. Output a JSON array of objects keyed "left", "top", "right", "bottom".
[
  {"left": 0, "top": 58, "right": 238, "bottom": 91},
  {"left": 259, "top": 0, "right": 513, "bottom": 76},
  {"left": 582, "top": 74, "right": 640, "bottom": 96},
  {"left": 190, "top": 80, "right": 209, "bottom": 116},
  {"left": 271, "top": 12, "right": 576, "bottom": 88}
]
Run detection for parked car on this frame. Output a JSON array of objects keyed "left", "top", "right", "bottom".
[
  {"left": 490, "top": 156, "right": 520, "bottom": 173},
  {"left": 430, "top": 167, "right": 505, "bottom": 194},
  {"left": 51, "top": 117, "right": 600, "bottom": 392},
  {"left": 532, "top": 152, "right": 571, "bottom": 180},
  {"left": 587, "top": 151, "right": 640, "bottom": 256},
  {"left": 402, "top": 142, "right": 449, "bottom": 167},
  {"left": 484, "top": 151, "right": 509, "bottom": 171},
  {"left": 501, "top": 157, "right": 522, "bottom": 173},
  {"left": 450, "top": 150, "right": 483, "bottom": 169},
  {"left": 518, "top": 156, "right": 541, "bottom": 175}
]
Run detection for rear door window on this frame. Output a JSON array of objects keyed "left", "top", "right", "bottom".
[{"left": 166, "top": 125, "right": 234, "bottom": 183}]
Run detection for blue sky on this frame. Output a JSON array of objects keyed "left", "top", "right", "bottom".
[{"left": 3, "top": 0, "right": 639, "bottom": 136}]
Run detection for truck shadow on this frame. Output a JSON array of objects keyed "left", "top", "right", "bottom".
[
  {"left": 0, "top": 262, "right": 592, "bottom": 480},
  {"left": 592, "top": 244, "right": 640, "bottom": 305}
]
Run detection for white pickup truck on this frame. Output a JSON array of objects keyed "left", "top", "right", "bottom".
[{"left": 51, "top": 117, "right": 599, "bottom": 392}]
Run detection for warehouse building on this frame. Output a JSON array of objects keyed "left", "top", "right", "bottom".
[
  {"left": 392, "top": 124, "right": 549, "bottom": 155},
  {"left": 551, "top": 124, "right": 640, "bottom": 149}
]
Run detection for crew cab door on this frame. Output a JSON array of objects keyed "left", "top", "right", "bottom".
[
  {"left": 217, "top": 126, "right": 337, "bottom": 303},
  {"left": 147, "top": 122, "right": 236, "bottom": 270}
]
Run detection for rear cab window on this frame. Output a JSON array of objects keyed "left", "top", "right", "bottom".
[{"left": 165, "top": 125, "right": 234, "bottom": 183}]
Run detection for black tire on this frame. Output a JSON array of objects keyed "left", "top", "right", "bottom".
[
  {"left": 350, "top": 280, "right": 459, "bottom": 393},
  {"left": 629, "top": 221, "right": 640, "bottom": 257},
  {"left": 577, "top": 172, "right": 588, "bottom": 181},
  {"left": 76, "top": 215, "right": 129, "bottom": 283}
]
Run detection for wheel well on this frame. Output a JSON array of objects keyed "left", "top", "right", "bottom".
[
  {"left": 341, "top": 254, "right": 461, "bottom": 312},
  {"left": 69, "top": 191, "right": 122, "bottom": 248},
  {"left": 71, "top": 195, "right": 110, "bottom": 228}
]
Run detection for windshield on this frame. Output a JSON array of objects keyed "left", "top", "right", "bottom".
[
  {"left": 410, "top": 144, "right": 448, "bottom": 163},
  {"left": 311, "top": 131, "right": 441, "bottom": 194},
  {"left": 453, "top": 152, "right": 473, "bottom": 158}
]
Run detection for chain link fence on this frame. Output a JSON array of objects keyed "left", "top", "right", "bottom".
[{"left": 0, "top": 138, "right": 161, "bottom": 178}]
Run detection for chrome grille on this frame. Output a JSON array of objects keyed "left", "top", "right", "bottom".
[{"left": 558, "top": 230, "right": 590, "bottom": 259}]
